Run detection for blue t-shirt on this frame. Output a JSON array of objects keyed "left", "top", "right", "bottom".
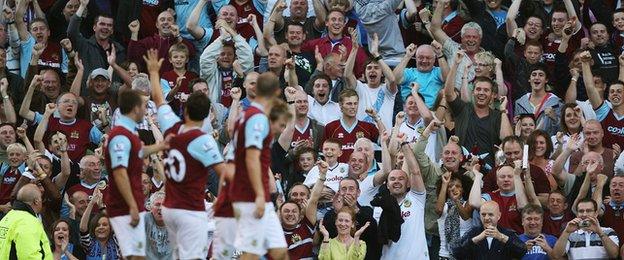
[
  {"left": 489, "top": 9, "right": 507, "bottom": 28},
  {"left": 400, "top": 67, "right": 443, "bottom": 108},
  {"left": 518, "top": 233, "right": 557, "bottom": 260}
]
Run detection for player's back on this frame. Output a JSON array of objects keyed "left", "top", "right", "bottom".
[
  {"left": 229, "top": 105, "right": 272, "bottom": 203},
  {"left": 163, "top": 127, "right": 220, "bottom": 211}
]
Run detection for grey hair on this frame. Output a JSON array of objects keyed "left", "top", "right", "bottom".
[
  {"left": 146, "top": 191, "right": 165, "bottom": 210},
  {"left": 131, "top": 74, "right": 151, "bottom": 95},
  {"left": 79, "top": 155, "right": 99, "bottom": 169},
  {"left": 461, "top": 22, "right": 483, "bottom": 38}
]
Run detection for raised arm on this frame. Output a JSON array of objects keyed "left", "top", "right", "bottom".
[
  {"left": 107, "top": 45, "right": 134, "bottom": 87},
  {"left": 402, "top": 142, "right": 425, "bottom": 192},
  {"left": 277, "top": 87, "right": 297, "bottom": 150},
  {"left": 579, "top": 51, "right": 603, "bottom": 109},
  {"left": 264, "top": 0, "right": 286, "bottom": 47},
  {"left": 429, "top": 0, "right": 450, "bottom": 45},
  {"left": 620, "top": 54, "right": 624, "bottom": 82},
  {"left": 80, "top": 188, "right": 100, "bottom": 232},
  {"left": 370, "top": 33, "right": 397, "bottom": 93},
  {"left": 344, "top": 28, "right": 359, "bottom": 89},
  {"left": 468, "top": 166, "right": 484, "bottom": 208},
  {"left": 307, "top": 160, "right": 328, "bottom": 225},
  {"left": 393, "top": 44, "right": 416, "bottom": 85},
  {"left": 19, "top": 75, "right": 42, "bottom": 122},
  {"left": 15, "top": 0, "right": 30, "bottom": 41},
  {"left": 143, "top": 49, "right": 165, "bottom": 106},
  {"left": 552, "top": 134, "right": 581, "bottom": 187},
  {"left": 0, "top": 79, "right": 16, "bottom": 124},
  {"left": 523, "top": 167, "right": 541, "bottom": 207},
  {"left": 248, "top": 14, "right": 268, "bottom": 57},
  {"left": 513, "top": 163, "right": 529, "bottom": 209},
  {"left": 33, "top": 104, "right": 56, "bottom": 152},
  {"left": 435, "top": 172, "right": 451, "bottom": 216},
  {"left": 312, "top": 0, "right": 326, "bottom": 30},
  {"left": 411, "top": 83, "right": 433, "bottom": 124},
  {"left": 373, "top": 131, "right": 392, "bottom": 186},
  {"left": 53, "top": 140, "right": 71, "bottom": 191},
  {"left": 505, "top": 0, "right": 522, "bottom": 38},
  {"left": 186, "top": 0, "right": 209, "bottom": 40},
  {"left": 593, "top": 174, "right": 607, "bottom": 216},
  {"left": 444, "top": 51, "right": 463, "bottom": 102},
  {"left": 562, "top": 0, "right": 582, "bottom": 33},
  {"left": 16, "top": 125, "right": 34, "bottom": 154},
  {"left": 565, "top": 68, "right": 580, "bottom": 103}
]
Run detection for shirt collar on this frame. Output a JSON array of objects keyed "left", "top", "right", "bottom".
[
  {"left": 251, "top": 101, "right": 266, "bottom": 112},
  {"left": 116, "top": 115, "right": 138, "bottom": 132}
]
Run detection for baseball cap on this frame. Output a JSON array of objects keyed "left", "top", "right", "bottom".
[{"left": 89, "top": 68, "right": 111, "bottom": 80}]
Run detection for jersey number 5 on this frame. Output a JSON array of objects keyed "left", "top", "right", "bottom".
[{"left": 164, "top": 149, "right": 186, "bottom": 182}]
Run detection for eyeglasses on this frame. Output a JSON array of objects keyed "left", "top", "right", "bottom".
[{"left": 60, "top": 99, "right": 78, "bottom": 105}]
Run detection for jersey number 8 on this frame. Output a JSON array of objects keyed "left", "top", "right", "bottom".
[{"left": 164, "top": 149, "right": 186, "bottom": 182}]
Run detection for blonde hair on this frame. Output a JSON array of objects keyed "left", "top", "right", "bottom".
[{"left": 6, "top": 143, "right": 26, "bottom": 154}]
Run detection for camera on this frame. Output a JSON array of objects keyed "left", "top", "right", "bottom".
[{"left": 579, "top": 220, "right": 591, "bottom": 228}]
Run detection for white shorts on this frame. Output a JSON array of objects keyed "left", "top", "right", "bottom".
[
  {"left": 109, "top": 212, "right": 147, "bottom": 257},
  {"left": 232, "top": 202, "right": 287, "bottom": 256},
  {"left": 211, "top": 217, "right": 237, "bottom": 260},
  {"left": 162, "top": 207, "right": 210, "bottom": 259}
]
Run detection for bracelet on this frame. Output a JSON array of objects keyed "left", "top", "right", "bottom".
[
  {"left": 437, "top": 55, "right": 446, "bottom": 59},
  {"left": 373, "top": 55, "right": 382, "bottom": 61},
  {"left": 322, "top": 240, "right": 329, "bottom": 244},
  {"left": 571, "top": 78, "right": 578, "bottom": 82}
]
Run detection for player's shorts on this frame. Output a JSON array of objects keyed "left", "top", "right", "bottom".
[
  {"left": 211, "top": 217, "right": 237, "bottom": 260},
  {"left": 232, "top": 202, "right": 287, "bottom": 256},
  {"left": 109, "top": 212, "right": 147, "bottom": 257},
  {"left": 162, "top": 207, "right": 210, "bottom": 259}
]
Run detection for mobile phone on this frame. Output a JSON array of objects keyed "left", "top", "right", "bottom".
[{"left": 318, "top": 154, "right": 325, "bottom": 161}]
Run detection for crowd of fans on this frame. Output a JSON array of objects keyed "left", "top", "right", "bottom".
[{"left": 0, "top": 0, "right": 622, "bottom": 259}]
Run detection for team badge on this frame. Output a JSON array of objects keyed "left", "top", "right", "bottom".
[
  {"left": 509, "top": 203, "right": 517, "bottom": 212},
  {"left": 337, "top": 133, "right": 344, "bottom": 138},
  {"left": 417, "top": 127, "right": 425, "bottom": 135},
  {"left": 340, "top": 167, "right": 345, "bottom": 173},
  {"left": 251, "top": 239, "right": 258, "bottom": 247},
  {"left": 70, "top": 131, "right": 79, "bottom": 139},
  {"left": 291, "top": 234, "right": 301, "bottom": 244},
  {"left": 356, "top": 131, "right": 364, "bottom": 139},
  {"left": 403, "top": 200, "right": 412, "bottom": 208}
]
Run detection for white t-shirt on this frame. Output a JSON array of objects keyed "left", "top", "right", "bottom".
[
  {"left": 307, "top": 95, "right": 341, "bottom": 126},
  {"left": 437, "top": 202, "right": 473, "bottom": 258},
  {"left": 355, "top": 81, "right": 396, "bottom": 130},
  {"left": 303, "top": 163, "right": 349, "bottom": 192},
  {"left": 358, "top": 175, "right": 379, "bottom": 207},
  {"left": 399, "top": 119, "right": 439, "bottom": 162},
  {"left": 381, "top": 190, "right": 428, "bottom": 259}
]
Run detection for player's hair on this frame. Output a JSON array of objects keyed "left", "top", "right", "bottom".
[
  {"left": 577, "top": 197, "right": 597, "bottom": 212},
  {"left": 473, "top": 76, "right": 497, "bottom": 94},
  {"left": 339, "top": 176, "right": 360, "bottom": 190},
  {"left": 89, "top": 213, "right": 112, "bottom": 240},
  {"left": 279, "top": 200, "right": 303, "bottom": 212},
  {"left": 269, "top": 100, "right": 292, "bottom": 122},
  {"left": 118, "top": 89, "right": 145, "bottom": 115},
  {"left": 30, "top": 18, "right": 49, "bottom": 28},
  {"left": 323, "top": 138, "right": 342, "bottom": 147},
  {"left": 522, "top": 203, "right": 544, "bottom": 217},
  {"left": 525, "top": 40, "right": 543, "bottom": 51},
  {"left": 527, "top": 130, "right": 553, "bottom": 160},
  {"left": 168, "top": 43, "right": 190, "bottom": 58},
  {"left": 6, "top": 143, "right": 26, "bottom": 154},
  {"left": 311, "top": 73, "right": 332, "bottom": 87},
  {"left": 256, "top": 72, "right": 281, "bottom": 98},
  {"left": 185, "top": 92, "right": 212, "bottom": 121},
  {"left": 528, "top": 62, "right": 550, "bottom": 80},
  {"left": 501, "top": 135, "right": 524, "bottom": 149},
  {"left": 338, "top": 89, "right": 358, "bottom": 103}
]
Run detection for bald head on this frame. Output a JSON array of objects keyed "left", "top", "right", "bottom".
[
  {"left": 17, "top": 184, "right": 42, "bottom": 212},
  {"left": 480, "top": 201, "right": 501, "bottom": 227},
  {"left": 415, "top": 45, "right": 434, "bottom": 56},
  {"left": 415, "top": 45, "right": 436, "bottom": 72}
]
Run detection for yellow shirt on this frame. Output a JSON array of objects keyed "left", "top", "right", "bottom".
[{"left": 318, "top": 238, "right": 366, "bottom": 260}]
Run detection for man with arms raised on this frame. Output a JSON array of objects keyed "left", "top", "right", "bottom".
[{"left": 144, "top": 49, "right": 228, "bottom": 259}]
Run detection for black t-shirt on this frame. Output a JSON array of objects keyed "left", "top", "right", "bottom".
[{"left": 448, "top": 97, "right": 502, "bottom": 167}]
